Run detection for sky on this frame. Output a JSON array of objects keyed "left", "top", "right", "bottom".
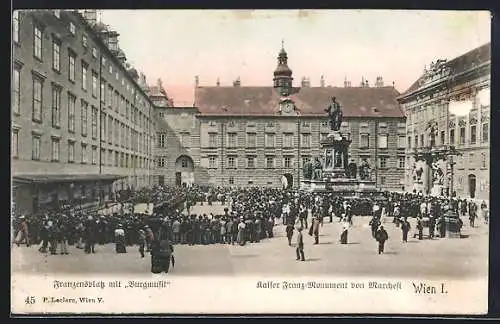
[{"left": 99, "top": 10, "right": 491, "bottom": 106}]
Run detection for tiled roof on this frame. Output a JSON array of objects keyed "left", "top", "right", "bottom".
[
  {"left": 401, "top": 42, "right": 491, "bottom": 96},
  {"left": 194, "top": 86, "right": 403, "bottom": 118}
]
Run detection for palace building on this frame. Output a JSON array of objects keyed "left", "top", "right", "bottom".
[
  {"left": 153, "top": 45, "right": 407, "bottom": 190},
  {"left": 11, "top": 10, "right": 156, "bottom": 215},
  {"left": 398, "top": 42, "right": 490, "bottom": 200}
]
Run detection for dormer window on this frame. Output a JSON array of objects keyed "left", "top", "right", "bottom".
[
  {"left": 82, "top": 34, "right": 88, "bottom": 48},
  {"left": 53, "top": 10, "right": 61, "bottom": 18}
]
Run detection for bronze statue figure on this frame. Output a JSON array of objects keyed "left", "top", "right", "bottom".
[
  {"left": 324, "top": 96, "right": 343, "bottom": 131},
  {"left": 312, "top": 157, "right": 323, "bottom": 180},
  {"left": 359, "top": 158, "right": 371, "bottom": 180}
]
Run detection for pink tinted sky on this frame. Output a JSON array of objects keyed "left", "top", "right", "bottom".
[{"left": 100, "top": 10, "right": 490, "bottom": 106}]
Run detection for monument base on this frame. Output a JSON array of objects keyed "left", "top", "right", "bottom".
[
  {"left": 430, "top": 184, "right": 444, "bottom": 197},
  {"left": 300, "top": 178, "right": 381, "bottom": 198},
  {"left": 444, "top": 211, "right": 462, "bottom": 238}
]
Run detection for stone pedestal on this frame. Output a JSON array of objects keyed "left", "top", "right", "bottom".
[
  {"left": 300, "top": 131, "right": 380, "bottom": 197},
  {"left": 321, "top": 132, "right": 350, "bottom": 179},
  {"left": 444, "top": 211, "right": 462, "bottom": 238}
]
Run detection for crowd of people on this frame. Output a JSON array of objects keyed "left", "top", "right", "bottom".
[{"left": 12, "top": 185, "right": 489, "bottom": 270}]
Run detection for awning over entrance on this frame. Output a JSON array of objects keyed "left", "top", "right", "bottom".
[{"left": 12, "top": 174, "right": 126, "bottom": 184}]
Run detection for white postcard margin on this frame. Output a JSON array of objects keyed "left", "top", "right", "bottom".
[{"left": 11, "top": 274, "right": 488, "bottom": 314}]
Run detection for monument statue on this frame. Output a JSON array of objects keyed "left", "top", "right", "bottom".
[
  {"left": 312, "top": 157, "right": 323, "bottom": 180},
  {"left": 324, "top": 96, "right": 343, "bottom": 131},
  {"left": 413, "top": 164, "right": 424, "bottom": 183},
  {"left": 359, "top": 159, "right": 371, "bottom": 180},
  {"left": 432, "top": 161, "right": 445, "bottom": 185}
]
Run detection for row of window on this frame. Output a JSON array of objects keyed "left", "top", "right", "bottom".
[
  {"left": 407, "top": 122, "right": 489, "bottom": 149},
  {"left": 11, "top": 129, "right": 152, "bottom": 169},
  {"left": 154, "top": 155, "right": 405, "bottom": 170},
  {"left": 206, "top": 120, "right": 406, "bottom": 130},
  {"left": 102, "top": 113, "right": 151, "bottom": 153},
  {"left": 13, "top": 11, "right": 153, "bottom": 128},
  {"left": 12, "top": 68, "right": 153, "bottom": 154},
  {"left": 156, "top": 132, "right": 407, "bottom": 149},
  {"left": 455, "top": 152, "right": 489, "bottom": 169}
]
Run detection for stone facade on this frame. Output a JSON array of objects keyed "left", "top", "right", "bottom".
[
  {"left": 154, "top": 112, "right": 406, "bottom": 190},
  {"left": 151, "top": 45, "right": 406, "bottom": 190},
  {"left": 11, "top": 10, "right": 155, "bottom": 214},
  {"left": 398, "top": 43, "right": 490, "bottom": 200}
]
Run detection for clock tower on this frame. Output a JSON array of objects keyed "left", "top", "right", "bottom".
[{"left": 273, "top": 40, "right": 293, "bottom": 96}]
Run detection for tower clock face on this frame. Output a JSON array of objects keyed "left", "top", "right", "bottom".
[{"left": 282, "top": 101, "right": 294, "bottom": 113}]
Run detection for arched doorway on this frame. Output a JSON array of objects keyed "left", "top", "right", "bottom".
[
  {"left": 468, "top": 174, "right": 476, "bottom": 199},
  {"left": 282, "top": 173, "right": 293, "bottom": 190},
  {"left": 175, "top": 155, "right": 195, "bottom": 187}
]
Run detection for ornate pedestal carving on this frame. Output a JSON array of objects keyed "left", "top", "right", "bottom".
[{"left": 300, "top": 131, "right": 380, "bottom": 197}]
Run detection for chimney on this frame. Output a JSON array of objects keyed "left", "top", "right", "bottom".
[
  {"left": 216, "top": 77, "right": 220, "bottom": 87},
  {"left": 365, "top": 79, "right": 369, "bottom": 87},
  {"left": 344, "top": 76, "right": 352, "bottom": 88},
  {"left": 393, "top": 81, "right": 395, "bottom": 88},
  {"left": 233, "top": 76, "right": 241, "bottom": 87},
  {"left": 195, "top": 76, "right": 199, "bottom": 87},
  {"left": 375, "top": 76, "right": 384, "bottom": 87},
  {"left": 301, "top": 77, "right": 310, "bottom": 88},
  {"left": 360, "top": 77, "right": 365, "bottom": 87},
  {"left": 83, "top": 10, "right": 97, "bottom": 26},
  {"left": 320, "top": 75, "right": 325, "bottom": 87}
]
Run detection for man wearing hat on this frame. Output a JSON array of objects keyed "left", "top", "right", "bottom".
[
  {"left": 84, "top": 216, "right": 97, "bottom": 254},
  {"left": 400, "top": 217, "right": 411, "bottom": 243},
  {"left": 375, "top": 225, "right": 389, "bottom": 254},
  {"left": 295, "top": 225, "right": 305, "bottom": 261}
]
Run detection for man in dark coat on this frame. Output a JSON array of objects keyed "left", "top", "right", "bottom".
[
  {"left": 369, "top": 216, "right": 381, "bottom": 238},
  {"left": 151, "top": 223, "right": 174, "bottom": 274},
  {"left": 401, "top": 217, "right": 411, "bottom": 243},
  {"left": 375, "top": 226, "right": 389, "bottom": 254},
  {"left": 84, "top": 216, "right": 97, "bottom": 254},
  {"left": 295, "top": 226, "right": 305, "bottom": 261}
]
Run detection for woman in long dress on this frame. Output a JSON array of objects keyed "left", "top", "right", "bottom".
[
  {"left": 237, "top": 218, "right": 246, "bottom": 246},
  {"left": 114, "top": 224, "right": 126, "bottom": 253},
  {"left": 340, "top": 218, "right": 349, "bottom": 244}
]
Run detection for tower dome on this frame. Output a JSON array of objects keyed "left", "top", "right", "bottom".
[{"left": 273, "top": 40, "right": 293, "bottom": 95}]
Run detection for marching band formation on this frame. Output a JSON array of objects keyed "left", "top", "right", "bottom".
[{"left": 13, "top": 185, "right": 489, "bottom": 272}]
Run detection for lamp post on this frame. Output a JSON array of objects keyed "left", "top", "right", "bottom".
[{"left": 446, "top": 145, "right": 462, "bottom": 198}]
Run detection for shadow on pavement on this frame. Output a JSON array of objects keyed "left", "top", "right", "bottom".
[{"left": 307, "top": 258, "right": 321, "bottom": 262}]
